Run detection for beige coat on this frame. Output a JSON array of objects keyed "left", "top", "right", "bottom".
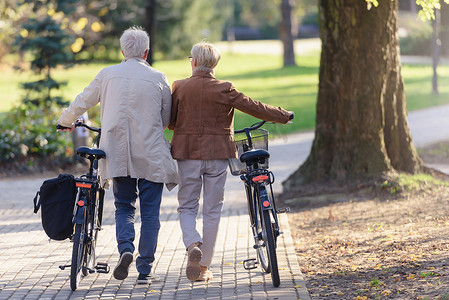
[
  {"left": 58, "top": 58, "right": 179, "bottom": 190},
  {"left": 168, "top": 70, "right": 290, "bottom": 160}
]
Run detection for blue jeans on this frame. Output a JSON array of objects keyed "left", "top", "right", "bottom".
[{"left": 113, "top": 177, "right": 163, "bottom": 275}]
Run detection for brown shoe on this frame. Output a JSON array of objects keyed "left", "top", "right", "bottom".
[
  {"left": 197, "top": 266, "right": 213, "bottom": 281},
  {"left": 186, "top": 243, "right": 202, "bottom": 281}
]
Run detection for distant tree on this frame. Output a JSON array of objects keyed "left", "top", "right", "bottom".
[
  {"left": 440, "top": 1, "right": 449, "bottom": 56},
  {"left": 280, "top": 0, "right": 296, "bottom": 66},
  {"left": 15, "top": 0, "right": 77, "bottom": 109},
  {"left": 144, "top": 0, "right": 156, "bottom": 65},
  {"left": 144, "top": 0, "right": 230, "bottom": 60}
]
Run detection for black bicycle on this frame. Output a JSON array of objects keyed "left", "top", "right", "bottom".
[
  {"left": 229, "top": 121, "right": 290, "bottom": 287},
  {"left": 57, "top": 121, "right": 109, "bottom": 291}
]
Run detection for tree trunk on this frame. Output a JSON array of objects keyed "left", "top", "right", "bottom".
[
  {"left": 144, "top": 0, "right": 156, "bottom": 66},
  {"left": 283, "top": 0, "right": 422, "bottom": 190},
  {"left": 280, "top": 0, "right": 296, "bottom": 66},
  {"left": 432, "top": 9, "right": 441, "bottom": 94},
  {"left": 441, "top": 2, "right": 449, "bottom": 56}
]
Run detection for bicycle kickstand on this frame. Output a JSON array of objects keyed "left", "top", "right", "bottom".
[{"left": 59, "top": 264, "right": 71, "bottom": 270}]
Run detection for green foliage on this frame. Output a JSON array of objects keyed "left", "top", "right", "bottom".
[
  {"left": 0, "top": 103, "right": 71, "bottom": 162},
  {"left": 368, "top": 277, "right": 382, "bottom": 287},
  {"left": 152, "top": 0, "right": 230, "bottom": 59},
  {"left": 416, "top": 0, "right": 449, "bottom": 20},
  {"left": 381, "top": 173, "right": 449, "bottom": 195},
  {"left": 301, "top": 11, "right": 319, "bottom": 27},
  {"left": 365, "top": 0, "right": 449, "bottom": 21},
  {"left": 399, "top": 22, "right": 432, "bottom": 55},
  {"left": 14, "top": 0, "right": 76, "bottom": 109},
  {"left": 0, "top": 0, "right": 21, "bottom": 61}
]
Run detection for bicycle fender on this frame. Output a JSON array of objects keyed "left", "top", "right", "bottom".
[
  {"left": 260, "top": 187, "right": 272, "bottom": 210},
  {"left": 74, "top": 206, "right": 85, "bottom": 224}
]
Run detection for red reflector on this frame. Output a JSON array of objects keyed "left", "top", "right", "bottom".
[
  {"left": 263, "top": 200, "right": 270, "bottom": 207},
  {"left": 76, "top": 182, "right": 92, "bottom": 188},
  {"left": 252, "top": 175, "right": 269, "bottom": 182},
  {"left": 78, "top": 200, "right": 85, "bottom": 207}
]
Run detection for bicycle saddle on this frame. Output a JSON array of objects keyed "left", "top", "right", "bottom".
[
  {"left": 240, "top": 149, "right": 270, "bottom": 165},
  {"left": 76, "top": 146, "right": 106, "bottom": 159}
]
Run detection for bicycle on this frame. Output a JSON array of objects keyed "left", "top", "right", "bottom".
[
  {"left": 56, "top": 121, "right": 109, "bottom": 291},
  {"left": 228, "top": 120, "right": 291, "bottom": 287}
]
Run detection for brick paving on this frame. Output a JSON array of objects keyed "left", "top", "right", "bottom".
[
  {"left": 2, "top": 103, "right": 449, "bottom": 299},
  {"left": 0, "top": 132, "right": 312, "bottom": 300}
]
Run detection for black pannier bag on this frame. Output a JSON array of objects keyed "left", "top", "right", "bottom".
[{"left": 33, "top": 174, "right": 77, "bottom": 240}]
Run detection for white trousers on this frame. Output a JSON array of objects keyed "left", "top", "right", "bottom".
[{"left": 177, "top": 159, "right": 228, "bottom": 267}]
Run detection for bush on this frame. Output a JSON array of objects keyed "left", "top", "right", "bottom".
[
  {"left": 0, "top": 103, "right": 72, "bottom": 169},
  {"left": 398, "top": 12, "right": 433, "bottom": 56},
  {"left": 399, "top": 25, "right": 433, "bottom": 56}
]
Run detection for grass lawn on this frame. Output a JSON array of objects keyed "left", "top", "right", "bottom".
[{"left": 1, "top": 48, "right": 449, "bottom": 137}]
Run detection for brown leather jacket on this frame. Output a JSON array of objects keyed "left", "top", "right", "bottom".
[{"left": 168, "top": 70, "right": 290, "bottom": 160}]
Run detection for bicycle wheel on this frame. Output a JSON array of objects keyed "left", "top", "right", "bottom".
[
  {"left": 250, "top": 187, "right": 270, "bottom": 273},
  {"left": 262, "top": 209, "right": 280, "bottom": 287},
  {"left": 70, "top": 223, "right": 85, "bottom": 291},
  {"left": 83, "top": 187, "right": 101, "bottom": 276},
  {"left": 82, "top": 217, "right": 95, "bottom": 276}
]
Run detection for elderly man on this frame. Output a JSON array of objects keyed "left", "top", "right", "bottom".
[
  {"left": 169, "top": 42, "right": 293, "bottom": 281},
  {"left": 57, "top": 26, "right": 179, "bottom": 284}
]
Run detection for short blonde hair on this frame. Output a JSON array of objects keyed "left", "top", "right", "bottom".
[
  {"left": 191, "top": 42, "right": 221, "bottom": 72},
  {"left": 120, "top": 26, "right": 150, "bottom": 59}
]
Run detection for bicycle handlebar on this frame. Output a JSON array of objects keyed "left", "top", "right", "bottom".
[
  {"left": 234, "top": 121, "right": 266, "bottom": 134},
  {"left": 234, "top": 113, "right": 294, "bottom": 134},
  {"left": 56, "top": 121, "right": 101, "bottom": 133}
]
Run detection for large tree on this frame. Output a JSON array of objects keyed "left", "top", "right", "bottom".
[{"left": 283, "top": 0, "right": 423, "bottom": 190}]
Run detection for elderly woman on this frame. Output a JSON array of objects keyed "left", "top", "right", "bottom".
[{"left": 168, "top": 42, "right": 293, "bottom": 281}]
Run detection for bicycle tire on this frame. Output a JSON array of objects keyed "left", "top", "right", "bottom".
[
  {"left": 83, "top": 186, "right": 103, "bottom": 276},
  {"left": 263, "top": 209, "right": 280, "bottom": 287},
  {"left": 83, "top": 217, "right": 95, "bottom": 276},
  {"left": 70, "top": 223, "right": 85, "bottom": 291},
  {"left": 254, "top": 213, "right": 270, "bottom": 272},
  {"left": 248, "top": 187, "right": 270, "bottom": 272}
]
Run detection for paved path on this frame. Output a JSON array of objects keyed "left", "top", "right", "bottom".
[
  {"left": 1, "top": 104, "right": 449, "bottom": 300},
  {"left": 0, "top": 131, "right": 311, "bottom": 299}
]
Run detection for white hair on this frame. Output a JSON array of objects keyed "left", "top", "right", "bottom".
[
  {"left": 191, "top": 42, "right": 221, "bottom": 72},
  {"left": 120, "top": 26, "right": 150, "bottom": 59}
]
